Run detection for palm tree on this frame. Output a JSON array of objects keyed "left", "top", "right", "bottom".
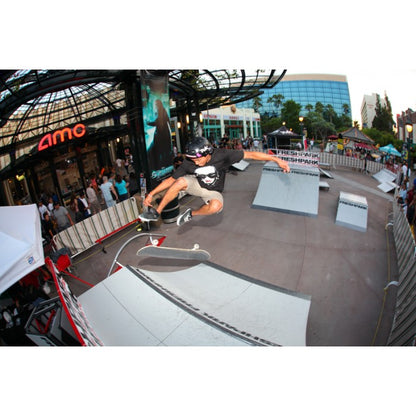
[
  {"left": 267, "top": 94, "right": 285, "bottom": 117},
  {"left": 342, "top": 103, "right": 350, "bottom": 115},
  {"left": 323, "top": 104, "right": 336, "bottom": 124},
  {"left": 315, "top": 101, "right": 324, "bottom": 115},
  {"left": 252, "top": 96, "right": 263, "bottom": 113}
]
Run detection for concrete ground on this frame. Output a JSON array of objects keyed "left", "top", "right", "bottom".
[{"left": 66, "top": 161, "right": 399, "bottom": 346}]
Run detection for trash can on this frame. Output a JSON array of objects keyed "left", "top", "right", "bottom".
[{"left": 157, "top": 196, "right": 180, "bottom": 224}]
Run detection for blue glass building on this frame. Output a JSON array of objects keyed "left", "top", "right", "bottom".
[{"left": 237, "top": 73, "right": 352, "bottom": 118}]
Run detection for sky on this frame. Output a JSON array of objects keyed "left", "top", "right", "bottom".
[
  {"left": 346, "top": 69, "right": 416, "bottom": 122},
  {"left": 3, "top": 1, "right": 415, "bottom": 127}
]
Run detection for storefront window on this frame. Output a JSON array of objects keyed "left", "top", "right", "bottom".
[
  {"left": 34, "top": 160, "right": 56, "bottom": 199},
  {"left": 80, "top": 145, "right": 100, "bottom": 179},
  {"left": 54, "top": 152, "right": 82, "bottom": 204},
  {"left": 224, "top": 120, "right": 243, "bottom": 139},
  {"left": 245, "top": 121, "right": 251, "bottom": 137},
  {"left": 4, "top": 176, "right": 31, "bottom": 205}
]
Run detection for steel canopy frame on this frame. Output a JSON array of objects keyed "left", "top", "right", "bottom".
[{"left": 0, "top": 69, "right": 287, "bottom": 170}]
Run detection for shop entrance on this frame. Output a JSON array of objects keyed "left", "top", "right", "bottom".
[{"left": 3, "top": 176, "right": 31, "bottom": 206}]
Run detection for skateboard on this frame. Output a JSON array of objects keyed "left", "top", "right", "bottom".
[{"left": 137, "top": 243, "right": 211, "bottom": 261}]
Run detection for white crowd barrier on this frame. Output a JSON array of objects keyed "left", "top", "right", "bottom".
[
  {"left": 388, "top": 195, "right": 416, "bottom": 346},
  {"left": 318, "top": 152, "right": 385, "bottom": 174},
  {"left": 52, "top": 197, "right": 140, "bottom": 257}
]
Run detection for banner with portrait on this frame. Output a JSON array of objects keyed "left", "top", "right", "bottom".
[{"left": 140, "top": 71, "right": 173, "bottom": 188}]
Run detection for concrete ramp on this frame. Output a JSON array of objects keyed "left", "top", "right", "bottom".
[
  {"left": 79, "top": 267, "right": 248, "bottom": 346},
  {"left": 319, "top": 181, "right": 330, "bottom": 191},
  {"left": 252, "top": 161, "right": 320, "bottom": 216},
  {"left": 377, "top": 181, "right": 396, "bottom": 193},
  {"left": 373, "top": 169, "right": 398, "bottom": 194},
  {"left": 232, "top": 159, "right": 250, "bottom": 171},
  {"left": 335, "top": 191, "right": 368, "bottom": 232},
  {"left": 79, "top": 263, "right": 311, "bottom": 346},
  {"left": 373, "top": 168, "right": 397, "bottom": 184},
  {"left": 319, "top": 168, "right": 333, "bottom": 179}
]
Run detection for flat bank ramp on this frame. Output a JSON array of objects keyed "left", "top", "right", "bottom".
[
  {"left": 79, "top": 263, "right": 311, "bottom": 346},
  {"left": 252, "top": 161, "right": 320, "bottom": 216}
]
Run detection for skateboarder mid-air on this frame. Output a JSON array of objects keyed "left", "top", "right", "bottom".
[{"left": 139, "top": 136, "right": 290, "bottom": 226}]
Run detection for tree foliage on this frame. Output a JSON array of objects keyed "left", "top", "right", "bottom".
[
  {"left": 261, "top": 116, "right": 284, "bottom": 134},
  {"left": 372, "top": 93, "right": 395, "bottom": 133},
  {"left": 259, "top": 97, "right": 351, "bottom": 139},
  {"left": 362, "top": 127, "right": 400, "bottom": 148},
  {"left": 305, "top": 111, "right": 337, "bottom": 140},
  {"left": 252, "top": 96, "right": 262, "bottom": 113},
  {"left": 266, "top": 94, "right": 285, "bottom": 117},
  {"left": 280, "top": 100, "right": 302, "bottom": 132}
]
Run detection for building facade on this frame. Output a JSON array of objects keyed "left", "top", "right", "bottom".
[
  {"left": 200, "top": 105, "right": 261, "bottom": 144},
  {"left": 0, "top": 70, "right": 281, "bottom": 208},
  {"left": 360, "top": 93, "right": 387, "bottom": 128},
  {"left": 396, "top": 109, "right": 415, "bottom": 143},
  {"left": 236, "top": 73, "right": 352, "bottom": 118}
]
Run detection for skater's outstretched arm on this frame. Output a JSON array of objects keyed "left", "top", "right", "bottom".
[{"left": 243, "top": 151, "right": 290, "bottom": 173}]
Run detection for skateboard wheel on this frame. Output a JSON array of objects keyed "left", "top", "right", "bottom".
[{"left": 193, "top": 243, "right": 199, "bottom": 250}]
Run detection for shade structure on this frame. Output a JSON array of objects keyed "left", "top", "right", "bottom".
[
  {"left": 0, "top": 204, "right": 45, "bottom": 294},
  {"left": 267, "top": 126, "right": 302, "bottom": 148},
  {"left": 340, "top": 127, "right": 374, "bottom": 144},
  {"left": 268, "top": 125, "right": 302, "bottom": 138},
  {"left": 379, "top": 143, "right": 402, "bottom": 157}
]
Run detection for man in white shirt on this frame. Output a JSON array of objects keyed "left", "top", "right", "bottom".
[{"left": 38, "top": 201, "right": 49, "bottom": 220}]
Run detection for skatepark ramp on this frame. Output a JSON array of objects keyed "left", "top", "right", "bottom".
[
  {"left": 252, "top": 161, "right": 320, "bottom": 216},
  {"left": 372, "top": 168, "right": 397, "bottom": 193},
  {"left": 36, "top": 254, "right": 311, "bottom": 346},
  {"left": 78, "top": 263, "right": 311, "bottom": 346}
]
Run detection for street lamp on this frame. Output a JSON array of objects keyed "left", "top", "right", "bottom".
[
  {"left": 299, "top": 116, "right": 304, "bottom": 149},
  {"left": 406, "top": 120, "right": 413, "bottom": 178}
]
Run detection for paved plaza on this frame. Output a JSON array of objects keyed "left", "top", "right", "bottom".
[{"left": 67, "top": 160, "right": 399, "bottom": 346}]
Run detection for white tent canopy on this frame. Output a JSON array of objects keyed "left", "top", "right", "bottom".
[{"left": 0, "top": 204, "right": 45, "bottom": 294}]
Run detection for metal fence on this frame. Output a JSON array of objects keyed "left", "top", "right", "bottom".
[
  {"left": 388, "top": 198, "right": 416, "bottom": 346},
  {"left": 318, "top": 152, "right": 415, "bottom": 345},
  {"left": 318, "top": 152, "right": 385, "bottom": 174},
  {"left": 52, "top": 197, "right": 141, "bottom": 257}
]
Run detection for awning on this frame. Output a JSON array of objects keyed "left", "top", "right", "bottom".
[
  {"left": 0, "top": 204, "right": 45, "bottom": 294},
  {"left": 354, "top": 143, "right": 376, "bottom": 150}
]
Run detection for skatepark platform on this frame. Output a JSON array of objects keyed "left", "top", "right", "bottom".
[
  {"left": 55, "top": 159, "right": 399, "bottom": 347},
  {"left": 335, "top": 191, "right": 368, "bottom": 232}
]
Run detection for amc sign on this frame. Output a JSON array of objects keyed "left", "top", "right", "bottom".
[{"left": 38, "top": 123, "right": 86, "bottom": 152}]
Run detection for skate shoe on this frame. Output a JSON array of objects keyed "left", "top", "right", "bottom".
[
  {"left": 139, "top": 206, "right": 160, "bottom": 222},
  {"left": 176, "top": 208, "right": 192, "bottom": 226}
]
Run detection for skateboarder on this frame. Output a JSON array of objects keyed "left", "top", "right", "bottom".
[{"left": 139, "top": 136, "right": 290, "bottom": 226}]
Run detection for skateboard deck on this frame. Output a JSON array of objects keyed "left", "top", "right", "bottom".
[{"left": 137, "top": 244, "right": 211, "bottom": 261}]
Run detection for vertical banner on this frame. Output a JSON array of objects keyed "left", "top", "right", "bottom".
[{"left": 140, "top": 71, "right": 173, "bottom": 189}]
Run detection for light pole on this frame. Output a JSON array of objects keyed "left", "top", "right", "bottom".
[
  {"left": 406, "top": 120, "right": 413, "bottom": 179},
  {"left": 299, "top": 116, "right": 304, "bottom": 149}
]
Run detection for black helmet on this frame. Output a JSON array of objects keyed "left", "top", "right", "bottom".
[{"left": 185, "top": 136, "right": 213, "bottom": 158}]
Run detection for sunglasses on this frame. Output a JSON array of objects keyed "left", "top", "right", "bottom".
[{"left": 197, "top": 173, "right": 217, "bottom": 179}]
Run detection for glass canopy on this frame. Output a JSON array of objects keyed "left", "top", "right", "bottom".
[{"left": 0, "top": 69, "right": 286, "bottom": 172}]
